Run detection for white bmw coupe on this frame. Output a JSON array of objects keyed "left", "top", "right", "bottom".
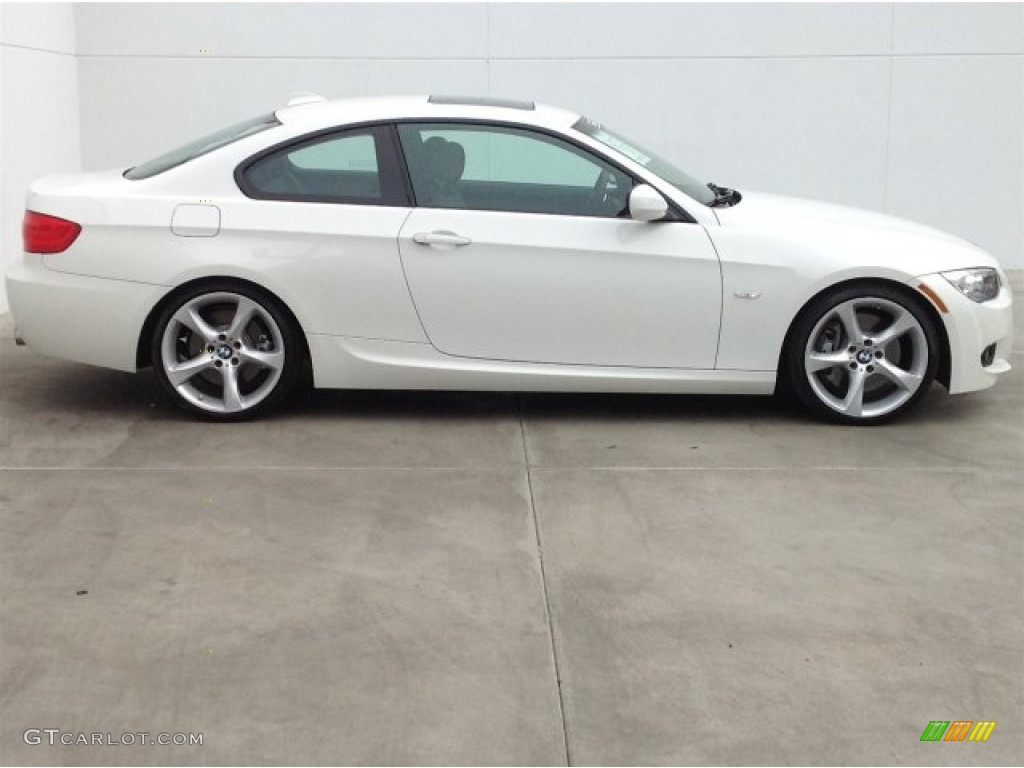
[{"left": 7, "top": 94, "right": 1014, "bottom": 424}]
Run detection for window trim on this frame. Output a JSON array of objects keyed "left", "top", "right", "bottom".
[
  {"left": 391, "top": 118, "right": 694, "bottom": 223},
  {"left": 234, "top": 117, "right": 698, "bottom": 222},
  {"left": 234, "top": 121, "right": 412, "bottom": 207}
]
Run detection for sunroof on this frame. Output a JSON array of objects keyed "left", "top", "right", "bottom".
[{"left": 427, "top": 95, "right": 536, "bottom": 111}]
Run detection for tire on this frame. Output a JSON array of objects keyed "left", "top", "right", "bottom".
[
  {"left": 785, "top": 283, "right": 940, "bottom": 425},
  {"left": 151, "top": 281, "right": 301, "bottom": 421}
]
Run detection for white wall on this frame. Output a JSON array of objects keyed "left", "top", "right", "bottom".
[
  {"left": 73, "top": 3, "right": 491, "bottom": 168},
  {"left": 1, "top": 3, "right": 1021, "bottom": 313},
  {"left": 0, "top": 2, "right": 80, "bottom": 312},
  {"left": 486, "top": 3, "right": 1023, "bottom": 271}
]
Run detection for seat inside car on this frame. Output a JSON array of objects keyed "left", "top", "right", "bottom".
[{"left": 419, "top": 136, "right": 466, "bottom": 208}]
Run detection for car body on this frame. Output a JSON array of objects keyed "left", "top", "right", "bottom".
[{"left": 6, "top": 94, "right": 1014, "bottom": 424}]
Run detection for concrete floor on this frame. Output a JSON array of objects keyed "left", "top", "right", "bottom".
[{"left": 1, "top": 304, "right": 1021, "bottom": 767}]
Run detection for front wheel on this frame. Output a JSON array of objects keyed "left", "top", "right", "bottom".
[
  {"left": 151, "top": 282, "right": 301, "bottom": 421},
  {"left": 786, "top": 284, "right": 940, "bottom": 425}
]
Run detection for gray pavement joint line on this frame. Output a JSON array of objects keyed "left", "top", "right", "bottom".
[
  {"left": 0, "top": 465, "right": 983, "bottom": 473},
  {"left": 518, "top": 393, "right": 573, "bottom": 767}
]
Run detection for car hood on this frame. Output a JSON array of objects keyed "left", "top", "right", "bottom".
[{"left": 714, "top": 190, "right": 969, "bottom": 247}]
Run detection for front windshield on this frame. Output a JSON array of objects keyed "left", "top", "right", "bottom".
[{"left": 573, "top": 117, "right": 716, "bottom": 206}]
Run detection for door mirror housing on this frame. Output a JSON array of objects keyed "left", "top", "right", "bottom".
[{"left": 628, "top": 184, "right": 669, "bottom": 222}]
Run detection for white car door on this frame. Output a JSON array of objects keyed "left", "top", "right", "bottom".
[
  {"left": 233, "top": 123, "right": 423, "bottom": 342},
  {"left": 396, "top": 122, "right": 722, "bottom": 369}
]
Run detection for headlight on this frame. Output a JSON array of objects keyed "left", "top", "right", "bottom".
[{"left": 942, "top": 268, "right": 1001, "bottom": 303}]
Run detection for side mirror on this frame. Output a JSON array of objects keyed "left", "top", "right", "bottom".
[{"left": 628, "top": 184, "right": 669, "bottom": 222}]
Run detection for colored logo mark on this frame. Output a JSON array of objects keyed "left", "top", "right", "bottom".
[{"left": 920, "top": 721, "right": 996, "bottom": 742}]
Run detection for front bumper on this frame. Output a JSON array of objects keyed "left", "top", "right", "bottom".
[
  {"left": 914, "top": 273, "right": 1014, "bottom": 394},
  {"left": 6, "top": 254, "right": 166, "bottom": 372}
]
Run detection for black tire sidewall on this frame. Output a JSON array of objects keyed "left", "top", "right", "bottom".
[
  {"left": 151, "top": 281, "right": 301, "bottom": 421},
  {"left": 786, "top": 283, "right": 940, "bottom": 425}
]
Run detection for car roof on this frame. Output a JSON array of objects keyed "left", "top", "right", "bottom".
[{"left": 274, "top": 94, "right": 582, "bottom": 132}]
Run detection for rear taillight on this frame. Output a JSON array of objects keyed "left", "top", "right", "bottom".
[{"left": 23, "top": 210, "right": 82, "bottom": 254}]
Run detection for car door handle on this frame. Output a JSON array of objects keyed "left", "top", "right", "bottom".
[{"left": 412, "top": 231, "right": 472, "bottom": 247}]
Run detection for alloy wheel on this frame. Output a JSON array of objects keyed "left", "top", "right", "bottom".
[
  {"left": 802, "top": 296, "right": 930, "bottom": 420},
  {"left": 158, "top": 290, "right": 288, "bottom": 416}
]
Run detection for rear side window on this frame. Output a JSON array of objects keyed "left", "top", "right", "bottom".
[
  {"left": 125, "top": 114, "right": 279, "bottom": 180},
  {"left": 239, "top": 125, "right": 407, "bottom": 205}
]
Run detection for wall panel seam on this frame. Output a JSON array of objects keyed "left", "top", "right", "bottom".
[
  {"left": 882, "top": 2, "right": 896, "bottom": 211},
  {"left": 73, "top": 53, "right": 1024, "bottom": 62},
  {"left": 1, "top": 42, "right": 76, "bottom": 58}
]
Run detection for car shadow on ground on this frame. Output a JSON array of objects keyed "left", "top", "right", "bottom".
[
  {"left": 2, "top": 353, "right": 990, "bottom": 429},
  {"left": 291, "top": 384, "right": 979, "bottom": 428}
]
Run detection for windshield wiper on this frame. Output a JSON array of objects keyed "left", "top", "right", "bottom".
[{"left": 707, "top": 182, "right": 742, "bottom": 207}]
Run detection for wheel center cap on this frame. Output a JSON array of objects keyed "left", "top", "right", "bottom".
[
  {"left": 856, "top": 349, "right": 873, "bottom": 365},
  {"left": 217, "top": 344, "right": 233, "bottom": 360}
]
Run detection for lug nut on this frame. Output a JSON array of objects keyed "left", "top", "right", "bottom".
[
  {"left": 217, "top": 333, "right": 226, "bottom": 341},
  {"left": 875, "top": 351, "right": 883, "bottom": 359},
  {"left": 233, "top": 341, "right": 241, "bottom": 349},
  {"left": 232, "top": 358, "right": 239, "bottom": 366},
  {"left": 849, "top": 362, "right": 858, "bottom": 370},
  {"left": 867, "top": 365, "right": 875, "bottom": 373},
  {"left": 848, "top": 346, "right": 856, "bottom": 353},
  {"left": 215, "top": 360, "right": 223, "bottom": 368},
  {"left": 864, "top": 339, "right": 873, "bottom": 346}
]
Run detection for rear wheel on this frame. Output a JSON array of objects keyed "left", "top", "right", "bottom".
[
  {"left": 786, "top": 284, "right": 940, "bottom": 425},
  {"left": 151, "top": 283, "right": 300, "bottom": 421}
]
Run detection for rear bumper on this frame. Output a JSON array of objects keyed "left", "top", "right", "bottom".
[
  {"left": 6, "top": 254, "right": 166, "bottom": 372},
  {"left": 914, "top": 273, "right": 1014, "bottom": 394}
]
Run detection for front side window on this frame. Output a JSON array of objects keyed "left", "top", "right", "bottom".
[
  {"left": 397, "top": 123, "right": 634, "bottom": 217},
  {"left": 126, "top": 114, "right": 279, "bottom": 180},
  {"left": 240, "top": 125, "right": 406, "bottom": 205}
]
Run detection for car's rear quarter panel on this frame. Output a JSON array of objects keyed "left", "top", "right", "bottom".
[{"left": 19, "top": 160, "right": 430, "bottom": 373}]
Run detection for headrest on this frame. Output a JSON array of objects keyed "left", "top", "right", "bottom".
[{"left": 423, "top": 136, "right": 465, "bottom": 183}]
